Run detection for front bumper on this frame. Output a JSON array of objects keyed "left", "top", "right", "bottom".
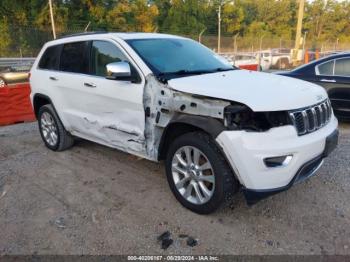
[{"left": 216, "top": 114, "right": 338, "bottom": 203}]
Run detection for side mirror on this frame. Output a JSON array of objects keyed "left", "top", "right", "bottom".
[{"left": 106, "top": 61, "right": 131, "bottom": 80}]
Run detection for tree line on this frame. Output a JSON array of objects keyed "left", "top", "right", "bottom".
[{"left": 0, "top": 0, "right": 349, "bottom": 56}]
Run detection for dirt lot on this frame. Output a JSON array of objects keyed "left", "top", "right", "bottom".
[{"left": 0, "top": 122, "right": 349, "bottom": 255}]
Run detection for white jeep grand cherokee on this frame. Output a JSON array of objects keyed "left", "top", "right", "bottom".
[{"left": 30, "top": 32, "right": 338, "bottom": 214}]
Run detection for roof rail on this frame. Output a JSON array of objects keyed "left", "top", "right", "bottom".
[{"left": 58, "top": 31, "right": 108, "bottom": 39}]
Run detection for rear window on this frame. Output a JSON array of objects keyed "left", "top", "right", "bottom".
[
  {"left": 335, "top": 58, "right": 350, "bottom": 76},
  {"left": 317, "top": 60, "right": 334, "bottom": 75},
  {"left": 60, "top": 41, "right": 89, "bottom": 74},
  {"left": 38, "top": 45, "right": 61, "bottom": 70}
]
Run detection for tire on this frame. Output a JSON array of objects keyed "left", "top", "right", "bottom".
[
  {"left": 0, "top": 77, "right": 6, "bottom": 88},
  {"left": 165, "top": 131, "right": 238, "bottom": 214},
  {"left": 38, "top": 104, "right": 74, "bottom": 151},
  {"left": 278, "top": 58, "right": 290, "bottom": 69}
]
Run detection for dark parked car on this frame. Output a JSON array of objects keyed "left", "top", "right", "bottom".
[{"left": 279, "top": 53, "right": 350, "bottom": 120}]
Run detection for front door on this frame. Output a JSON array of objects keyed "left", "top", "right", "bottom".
[{"left": 56, "top": 39, "right": 146, "bottom": 155}]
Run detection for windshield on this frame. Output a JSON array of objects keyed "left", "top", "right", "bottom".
[{"left": 126, "top": 38, "right": 234, "bottom": 79}]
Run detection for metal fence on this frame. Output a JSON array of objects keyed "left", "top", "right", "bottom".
[
  {"left": 0, "top": 58, "right": 35, "bottom": 66},
  {"left": 1, "top": 24, "right": 349, "bottom": 58},
  {"left": 1, "top": 24, "right": 349, "bottom": 74}
]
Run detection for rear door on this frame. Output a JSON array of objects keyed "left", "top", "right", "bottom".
[
  {"left": 329, "top": 58, "right": 350, "bottom": 117},
  {"left": 314, "top": 57, "right": 350, "bottom": 118},
  {"left": 48, "top": 41, "right": 91, "bottom": 130},
  {"left": 32, "top": 44, "right": 62, "bottom": 100}
]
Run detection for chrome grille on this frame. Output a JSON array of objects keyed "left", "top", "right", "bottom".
[{"left": 289, "top": 99, "right": 332, "bottom": 136}]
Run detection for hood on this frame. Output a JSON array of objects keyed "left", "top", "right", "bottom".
[{"left": 167, "top": 70, "right": 327, "bottom": 112}]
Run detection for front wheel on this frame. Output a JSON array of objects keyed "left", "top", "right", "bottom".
[{"left": 165, "top": 132, "right": 238, "bottom": 214}]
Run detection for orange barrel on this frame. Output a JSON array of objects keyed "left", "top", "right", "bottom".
[
  {"left": 304, "top": 50, "right": 309, "bottom": 64},
  {"left": 315, "top": 50, "right": 320, "bottom": 60}
]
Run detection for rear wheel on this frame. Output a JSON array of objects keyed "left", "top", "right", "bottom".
[
  {"left": 38, "top": 104, "right": 74, "bottom": 151},
  {"left": 0, "top": 78, "right": 6, "bottom": 88},
  {"left": 165, "top": 132, "right": 238, "bottom": 214},
  {"left": 278, "top": 58, "right": 290, "bottom": 69}
]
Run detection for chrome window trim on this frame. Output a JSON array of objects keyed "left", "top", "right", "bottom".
[
  {"left": 315, "top": 59, "right": 335, "bottom": 76},
  {"left": 333, "top": 57, "right": 350, "bottom": 77},
  {"left": 315, "top": 57, "right": 350, "bottom": 78}
]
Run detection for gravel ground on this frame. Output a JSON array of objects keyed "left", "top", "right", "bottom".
[{"left": 0, "top": 122, "right": 349, "bottom": 255}]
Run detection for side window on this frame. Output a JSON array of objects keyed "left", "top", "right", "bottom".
[
  {"left": 38, "top": 45, "right": 61, "bottom": 70},
  {"left": 316, "top": 60, "right": 334, "bottom": 76},
  {"left": 91, "top": 41, "right": 128, "bottom": 77},
  {"left": 60, "top": 41, "right": 89, "bottom": 73},
  {"left": 334, "top": 58, "right": 350, "bottom": 77}
]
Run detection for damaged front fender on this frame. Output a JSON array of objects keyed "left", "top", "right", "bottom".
[{"left": 142, "top": 74, "right": 230, "bottom": 161}]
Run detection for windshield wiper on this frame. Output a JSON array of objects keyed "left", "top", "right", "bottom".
[
  {"left": 158, "top": 69, "right": 210, "bottom": 76},
  {"left": 211, "top": 67, "right": 236, "bottom": 72},
  {"left": 158, "top": 67, "right": 235, "bottom": 77}
]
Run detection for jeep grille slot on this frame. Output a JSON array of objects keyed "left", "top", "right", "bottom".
[{"left": 289, "top": 99, "right": 332, "bottom": 136}]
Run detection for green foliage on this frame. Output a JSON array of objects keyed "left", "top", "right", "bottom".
[
  {"left": 161, "top": 0, "right": 207, "bottom": 35},
  {"left": 304, "top": 0, "right": 350, "bottom": 42},
  {"left": 0, "top": 18, "right": 11, "bottom": 56},
  {"left": 222, "top": 2, "right": 244, "bottom": 34},
  {"left": 35, "top": 2, "right": 69, "bottom": 31}
]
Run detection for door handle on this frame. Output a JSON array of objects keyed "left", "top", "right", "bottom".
[
  {"left": 84, "top": 82, "right": 97, "bottom": 88},
  {"left": 320, "top": 79, "right": 336, "bottom": 83},
  {"left": 49, "top": 76, "right": 58, "bottom": 81}
]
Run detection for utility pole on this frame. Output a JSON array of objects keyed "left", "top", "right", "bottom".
[
  {"left": 335, "top": 38, "right": 339, "bottom": 51},
  {"left": 49, "top": 0, "right": 56, "bottom": 39},
  {"left": 84, "top": 21, "right": 91, "bottom": 32},
  {"left": 302, "top": 31, "right": 307, "bottom": 54},
  {"left": 217, "top": 3, "right": 221, "bottom": 53},
  {"left": 292, "top": 0, "right": 305, "bottom": 65},
  {"left": 233, "top": 33, "right": 239, "bottom": 54},
  {"left": 258, "top": 35, "right": 265, "bottom": 71}
]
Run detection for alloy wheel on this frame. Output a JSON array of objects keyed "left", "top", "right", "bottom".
[
  {"left": 0, "top": 79, "right": 5, "bottom": 88},
  {"left": 171, "top": 146, "right": 215, "bottom": 205},
  {"left": 40, "top": 112, "right": 58, "bottom": 146}
]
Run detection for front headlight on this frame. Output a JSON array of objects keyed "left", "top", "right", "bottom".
[{"left": 224, "top": 104, "right": 291, "bottom": 131}]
